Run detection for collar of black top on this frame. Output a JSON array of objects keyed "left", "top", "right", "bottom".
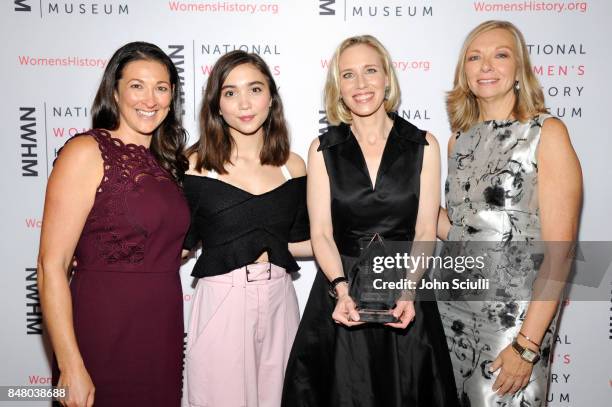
[{"left": 317, "top": 112, "right": 428, "bottom": 151}]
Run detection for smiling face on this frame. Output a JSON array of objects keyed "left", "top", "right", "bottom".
[
  {"left": 464, "top": 28, "right": 519, "bottom": 104},
  {"left": 218, "top": 63, "right": 272, "bottom": 138},
  {"left": 338, "top": 43, "right": 389, "bottom": 119},
  {"left": 114, "top": 59, "right": 172, "bottom": 139}
]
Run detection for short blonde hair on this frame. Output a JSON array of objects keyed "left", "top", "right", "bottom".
[
  {"left": 447, "top": 20, "right": 547, "bottom": 133},
  {"left": 324, "top": 35, "right": 400, "bottom": 125}
]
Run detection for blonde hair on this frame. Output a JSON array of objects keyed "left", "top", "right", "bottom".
[
  {"left": 447, "top": 20, "right": 547, "bottom": 133},
  {"left": 324, "top": 35, "right": 400, "bottom": 125}
]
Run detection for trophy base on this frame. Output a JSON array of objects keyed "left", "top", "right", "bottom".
[{"left": 357, "top": 309, "right": 399, "bottom": 323}]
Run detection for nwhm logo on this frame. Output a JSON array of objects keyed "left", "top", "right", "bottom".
[
  {"left": 26, "top": 267, "right": 42, "bottom": 335},
  {"left": 20, "top": 107, "right": 38, "bottom": 177},
  {"left": 168, "top": 45, "right": 186, "bottom": 115}
]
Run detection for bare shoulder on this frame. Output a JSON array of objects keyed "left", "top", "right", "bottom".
[
  {"left": 306, "top": 137, "right": 324, "bottom": 164},
  {"left": 447, "top": 132, "right": 458, "bottom": 158},
  {"left": 538, "top": 117, "right": 581, "bottom": 179},
  {"left": 285, "top": 152, "right": 307, "bottom": 177},
  {"left": 309, "top": 136, "right": 321, "bottom": 154},
  {"left": 54, "top": 135, "right": 101, "bottom": 169},
  {"left": 539, "top": 117, "right": 574, "bottom": 154},
  {"left": 541, "top": 117, "right": 570, "bottom": 141},
  {"left": 421, "top": 132, "right": 441, "bottom": 171},
  {"left": 423, "top": 132, "right": 440, "bottom": 162},
  {"left": 49, "top": 134, "right": 103, "bottom": 192},
  {"left": 424, "top": 132, "right": 439, "bottom": 150}
]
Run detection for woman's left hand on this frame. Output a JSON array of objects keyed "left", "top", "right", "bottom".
[
  {"left": 385, "top": 300, "right": 415, "bottom": 329},
  {"left": 490, "top": 343, "right": 535, "bottom": 396}
]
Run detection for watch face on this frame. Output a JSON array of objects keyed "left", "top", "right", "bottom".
[{"left": 523, "top": 349, "right": 537, "bottom": 361}]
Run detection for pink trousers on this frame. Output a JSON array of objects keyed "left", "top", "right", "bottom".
[{"left": 185, "top": 263, "right": 300, "bottom": 407}]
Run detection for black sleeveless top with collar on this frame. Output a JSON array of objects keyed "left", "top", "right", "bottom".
[{"left": 318, "top": 114, "right": 428, "bottom": 257}]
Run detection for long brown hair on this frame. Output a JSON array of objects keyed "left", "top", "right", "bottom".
[
  {"left": 188, "top": 51, "right": 290, "bottom": 174},
  {"left": 446, "top": 20, "right": 547, "bottom": 133},
  {"left": 92, "top": 41, "right": 188, "bottom": 182}
]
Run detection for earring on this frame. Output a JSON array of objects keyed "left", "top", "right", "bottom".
[
  {"left": 514, "top": 80, "right": 520, "bottom": 91},
  {"left": 384, "top": 86, "right": 390, "bottom": 101}
]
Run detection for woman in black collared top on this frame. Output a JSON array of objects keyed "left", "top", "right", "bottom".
[{"left": 282, "top": 35, "right": 459, "bottom": 407}]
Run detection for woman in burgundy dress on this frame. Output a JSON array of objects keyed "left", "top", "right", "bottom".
[{"left": 38, "top": 42, "right": 189, "bottom": 407}]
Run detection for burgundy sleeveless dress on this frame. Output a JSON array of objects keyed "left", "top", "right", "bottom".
[{"left": 52, "top": 129, "right": 190, "bottom": 407}]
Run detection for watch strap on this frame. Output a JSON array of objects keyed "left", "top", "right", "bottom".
[
  {"left": 328, "top": 276, "right": 348, "bottom": 298},
  {"left": 512, "top": 338, "right": 540, "bottom": 364}
]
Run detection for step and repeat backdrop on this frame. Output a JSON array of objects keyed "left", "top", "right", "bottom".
[{"left": 1, "top": 0, "right": 610, "bottom": 406}]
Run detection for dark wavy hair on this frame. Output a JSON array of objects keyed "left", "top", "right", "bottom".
[
  {"left": 188, "top": 50, "right": 290, "bottom": 174},
  {"left": 91, "top": 41, "right": 188, "bottom": 182}
]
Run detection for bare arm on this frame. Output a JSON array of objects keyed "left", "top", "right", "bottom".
[
  {"left": 289, "top": 240, "right": 314, "bottom": 258},
  {"left": 437, "top": 133, "right": 457, "bottom": 240},
  {"left": 286, "top": 152, "right": 313, "bottom": 258},
  {"left": 414, "top": 133, "right": 441, "bottom": 243},
  {"left": 38, "top": 136, "right": 101, "bottom": 407},
  {"left": 307, "top": 138, "right": 361, "bottom": 326},
  {"left": 307, "top": 139, "right": 343, "bottom": 282},
  {"left": 492, "top": 118, "right": 582, "bottom": 396},
  {"left": 388, "top": 133, "right": 440, "bottom": 328},
  {"left": 519, "top": 118, "right": 582, "bottom": 343}
]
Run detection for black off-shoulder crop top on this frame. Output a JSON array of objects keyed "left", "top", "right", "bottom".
[{"left": 182, "top": 168, "right": 309, "bottom": 278}]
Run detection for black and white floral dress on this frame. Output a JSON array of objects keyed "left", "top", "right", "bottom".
[{"left": 438, "top": 114, "right": 560, "bottom": 407}]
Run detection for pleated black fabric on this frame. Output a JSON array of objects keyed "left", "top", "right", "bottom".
[{"left": 282, "top": 115, "right": 459, "bottom": 407}]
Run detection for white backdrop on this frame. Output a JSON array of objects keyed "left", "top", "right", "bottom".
[{"left": 1, "top": 1, "right": 611, "bottom": 406}]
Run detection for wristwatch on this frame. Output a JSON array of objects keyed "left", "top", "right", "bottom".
[
  {"left": 511, "top": 338, "right": 540, "bottom": 364},
  {"left": 328, "top": 276, "right": 348, "bottom": 299}
]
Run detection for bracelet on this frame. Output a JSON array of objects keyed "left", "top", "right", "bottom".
[
  {"left": 518, "top": 331, "right": 541, "bottom": 348},
  {"left": 328, "top": 276, "right": 348, "bottom": 299}
]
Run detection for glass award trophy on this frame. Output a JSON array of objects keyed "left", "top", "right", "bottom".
[{"left": 348, "top": 233, "right": 404, "bottom": 323}]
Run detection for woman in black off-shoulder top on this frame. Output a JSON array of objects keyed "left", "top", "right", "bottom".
[{"left": 181, "top": 50, "right": 312, "bottom": 407}]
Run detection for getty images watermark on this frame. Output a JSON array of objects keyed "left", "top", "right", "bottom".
[
  {"left": 358, "top": 240, "right": 612, "bottom": 302},
  {"left": 372, "top": 251, "right": 489, "bottom": 291}
]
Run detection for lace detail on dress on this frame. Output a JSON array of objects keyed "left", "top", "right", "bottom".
[
  {"left": 62, "top": 129, "right": 174, "bottom": 265},
  {"left": 94, "top": 129, "right": 171, "bottom": 194}
]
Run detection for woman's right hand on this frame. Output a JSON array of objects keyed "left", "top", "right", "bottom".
[
  {"left": 332, "top": 290, "right": 364, "bottom": 327},
  {"left": 58, "top": 364, "right": 95, "bottom": 407}
]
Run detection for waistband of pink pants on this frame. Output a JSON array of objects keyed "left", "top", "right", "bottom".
[{"left": 202, "top": 262, "right": 288, "bottom": 286}]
